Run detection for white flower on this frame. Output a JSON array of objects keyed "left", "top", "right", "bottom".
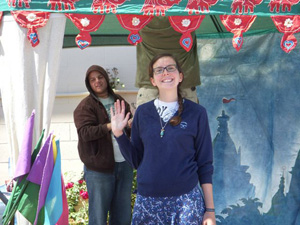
[
  {"left": 284, "top": 18, "right": 293, "bottom": 28},
  {"left": 26, "top": 13, "right": 36, "bottom": 22},
  {"left": 181, "top": 19, "right": 191, "bottom": 27},
  {"left": 234, "top": 18, "right": 242, "bottom": 26},
  {"left": 80, "top": 18, "right": 90, "bottom": 27},
  {"left": 132, "top": 17, "right": 140, "bottom": 26}
]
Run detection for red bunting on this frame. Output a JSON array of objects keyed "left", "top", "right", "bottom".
[
  {"left": 269, "top": 0, "right": 300, "bottom": 13},
  {"left": 141, "top": 0, "right": 181, "bottom": 16},
  {"left": 92, "top": 0, "right": 126, "bottom": 14},
  {"left": 116, "top": 15, "right": 153, "bottom": 45},
  {"left": 65, "top": 13, "right": 105, "bottom": 50},
  {"left": 47, "top": 0, "right": 79, "bottom": 11},
  {"left": 185, "top": 0, "right": 219, "bottom": 14},
  {"left": 0, "top": 12, "right": 3, "bottom": 22},
  {"left": 169, "top": 15, "right": 205, "bottom": 52},
  {"left": 271, "top": 15, "right": 300, "bottom": 53},
  {"left": 231, "top": 0, "right": 263, "bottom": 14},
  {"left": 10, "top": 11, "right": 50, "bottom": 47},
  {"left": 220, "top": 15, "right": 256, "bottom": 52}
]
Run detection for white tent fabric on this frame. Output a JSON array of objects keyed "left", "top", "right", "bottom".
[{"left": 0, "top": 13, "right": 66, "bottom": 177}]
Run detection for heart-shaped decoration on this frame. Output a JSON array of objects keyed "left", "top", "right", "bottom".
[
  {"left": 29, "top": 33, "right": 38, "bottom": 44},
  {"left": 182, "top": 38, "right": 191, "bottom": 48},
  {"left": 130, "top": 34, "right": 140, "bottom": 44},
  {"left": 284, "top": 40, "right": 294, "bottom": 50},
  {"left": 234, "top": 37, "right": 242, "bottom": 47},
  {"left": 77, "top": 40, "right": 90, "bottom": 49}
]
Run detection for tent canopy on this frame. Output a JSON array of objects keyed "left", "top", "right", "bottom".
[{"left": 1, "top": 0, "right": 299, "bottom": 48}]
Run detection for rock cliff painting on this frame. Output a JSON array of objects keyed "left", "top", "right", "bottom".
[{"left": 197, "top": 32, "right": 300, "bottom": 225}]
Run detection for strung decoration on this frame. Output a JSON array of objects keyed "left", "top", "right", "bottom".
[
  {"left": 92, "top": 0, "right": 126, "bottom": 14},
  {"left": 0, "top": 11, "right": 3, "bottom": 22},
  {"left": 116, "top": 14, "right": 153, "bottom": 45},
  {"left": 10, "top": 11, "right": 50, "bottom": 47},
  {"left": 65, "top": 13, "right": 105, "bottom": 50},
  {"left": 47, "top": 0, "right": 79, "bottom": 11},
  {"left": 231, "top": 0, "right": 263, "bottom": 14},
  {"left": 185, "top": 0, "right": 219, "bottom": 14},
  {"left": 271, "top": 15, "right": 300, "bottom": 53},
  {"left": 169, "top": 15, "right": 205, "bottom": 52},
  {"left": 7, "top": 0, "right": 30, "bottom": 8},
  {"left": 269, "top": 0, "right": 300, "bottom": 13},
  {"left": 220, "top": 15, "right": 257, "bottom": 52},
  {"left": 141, "top": 0, "right": 181, "bottom": 16}
]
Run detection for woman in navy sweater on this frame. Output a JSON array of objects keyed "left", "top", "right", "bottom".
[{"left": 111, "top": 53, "right": 216, "bottom": 225}]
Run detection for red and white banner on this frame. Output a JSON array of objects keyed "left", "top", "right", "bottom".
[
  {"left": 271, "top": 15, "right": 300, "bottom": 53},
  {"left": 116, "top": 14, "right": 153, "bottom": 45},
  {"left": 220, "top": 15, "right": 256, "bottom": 52},
  {"left": 11, "top": 11, "right": 50, "bottom": 47},
  {"left": 65, "top": 13, "right": 106, "bottom": 50},
  {"left": 169, "top": 15, "right": 205, "bottom": 52}
]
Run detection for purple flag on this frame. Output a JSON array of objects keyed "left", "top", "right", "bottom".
[
  {"left": 13, "top": 110, "right": 35, "bottom": 180},
  {"left": 27, "top": 132, "right": 54, "bottom": 225}
]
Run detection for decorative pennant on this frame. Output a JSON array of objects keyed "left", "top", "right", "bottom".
[
  {"left": 10, "top": 11, "right": 50, "bottom": 47},
  {"left": 220, "top": 15, "right": 257, "bottom": 52},
  {"left": 116, "top": 14, "right": 153, "bottom": 45},
  {"left": 7, "top": 0, "right": 30, "bottom": 8},
  {"left": 47, "top": 0, "right": 79, "bottom": 11},
  {"left": 0, "top": 11, "right": 3, "bottom": 22},
  {"left": 271, "top": 15, "right": 300, "bottom": 53},
  {"left": 231, "top": 0, "right": 263, "bottom": 14},
  {"left": 169, "top": 15, "right": 205, "bottom": 52},
  {"left": 92, "top": 0, "right": 126, "bottom": 14},
  {"left": 141, "top": 0, "right": 182, "bottom": 16},
  {"left": 185, "top": 0, "right": 219, "bottom": 14},
  {"left": 269, "top": 0, "right": 300, "bottom": 13},
  {"left": 65, "top": 13, "right": 105, "bottom": 50}
]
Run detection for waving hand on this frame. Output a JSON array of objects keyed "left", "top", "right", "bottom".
[{"left": 110, "top": 99, "right": 131, "bottom": 137}]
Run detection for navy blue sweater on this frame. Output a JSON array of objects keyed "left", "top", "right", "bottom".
[{"left": 116, "top": 99, "right": 213, "bottom": 197}]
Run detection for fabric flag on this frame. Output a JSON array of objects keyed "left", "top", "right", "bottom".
[
  {"left": 27, "top": 132, "right": 54, "bottom": 225},
  {"left": 13, "top": 110, "right": 35, "bottom": 181},
  {"left": 2, "top": 129, "right": 45, "bottom": 225},
  {"left": 223, "top": 97, "right": 236, "bottom": 103},
  {"left": 44, "top": 139, "right": 69, "bottom": 225}
]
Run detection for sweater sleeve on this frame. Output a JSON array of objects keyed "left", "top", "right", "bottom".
[
  {"left": 115, "top": 108, "right": 144, "bottom": 169},
  {"left": 195, "top": 108, "right": 214, "bottom": 184},
  {"left": 74, "top": 103, "right": 109, "bottom": 142}
]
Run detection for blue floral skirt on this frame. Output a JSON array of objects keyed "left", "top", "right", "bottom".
[{"left": 131, "top": 185, "right": 205, "bottom": 225}]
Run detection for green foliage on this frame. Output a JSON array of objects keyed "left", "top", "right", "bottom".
[
  {"left": 106, "top": 67, "right": 125, "bottom": 90},
  {"left": 64, "top": 172, "right": 89, "bottom": 225}
]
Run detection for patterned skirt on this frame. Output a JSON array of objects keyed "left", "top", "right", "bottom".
[{"left": 131, "top": 185, "right": 205, "bottom": 225}]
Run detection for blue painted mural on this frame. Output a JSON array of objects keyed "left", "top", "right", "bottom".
[{"left": 197, "top": 32, "right": 300, "bottom": 225}]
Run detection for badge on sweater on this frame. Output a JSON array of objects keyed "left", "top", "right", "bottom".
[
  {"left": 220, "top": 15, "right": 257, "bottom": 52},
  {"left": 116, "top": 14, "right": 153, "bottom": 45},
  {"left": 271, "top": 15, "right": 300, "bottom": 53},
  {"left": 11, "top": 11, "right": 50, "bottom": 47},
  {"left": 169, "top": 15, "right": 205, "bottom": 52},
  {"left": 65, "top": 13, "right": 105, "bottom": 50}
]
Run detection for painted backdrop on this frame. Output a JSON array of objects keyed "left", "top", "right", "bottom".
[{"left": 197, "top": 32, "right": 300, "bottom": 225}]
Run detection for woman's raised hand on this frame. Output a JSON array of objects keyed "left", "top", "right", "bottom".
[{"left": 110, "top": 99, "right": 131, "bottom": 137}]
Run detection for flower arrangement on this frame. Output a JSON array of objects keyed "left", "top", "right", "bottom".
[
  {"left": 106, "top": 67, "right": 125, "bottom": 90},
  {"left": 65, "top": 170, "right": 137, "bottom": 224},
  {"left": 65, "top": 172, "right": 89, "bottom": 225}
]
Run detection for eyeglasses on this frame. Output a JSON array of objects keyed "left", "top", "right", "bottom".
[{"left": 153, "top": 64, "right": 177, "bottom": 75}]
